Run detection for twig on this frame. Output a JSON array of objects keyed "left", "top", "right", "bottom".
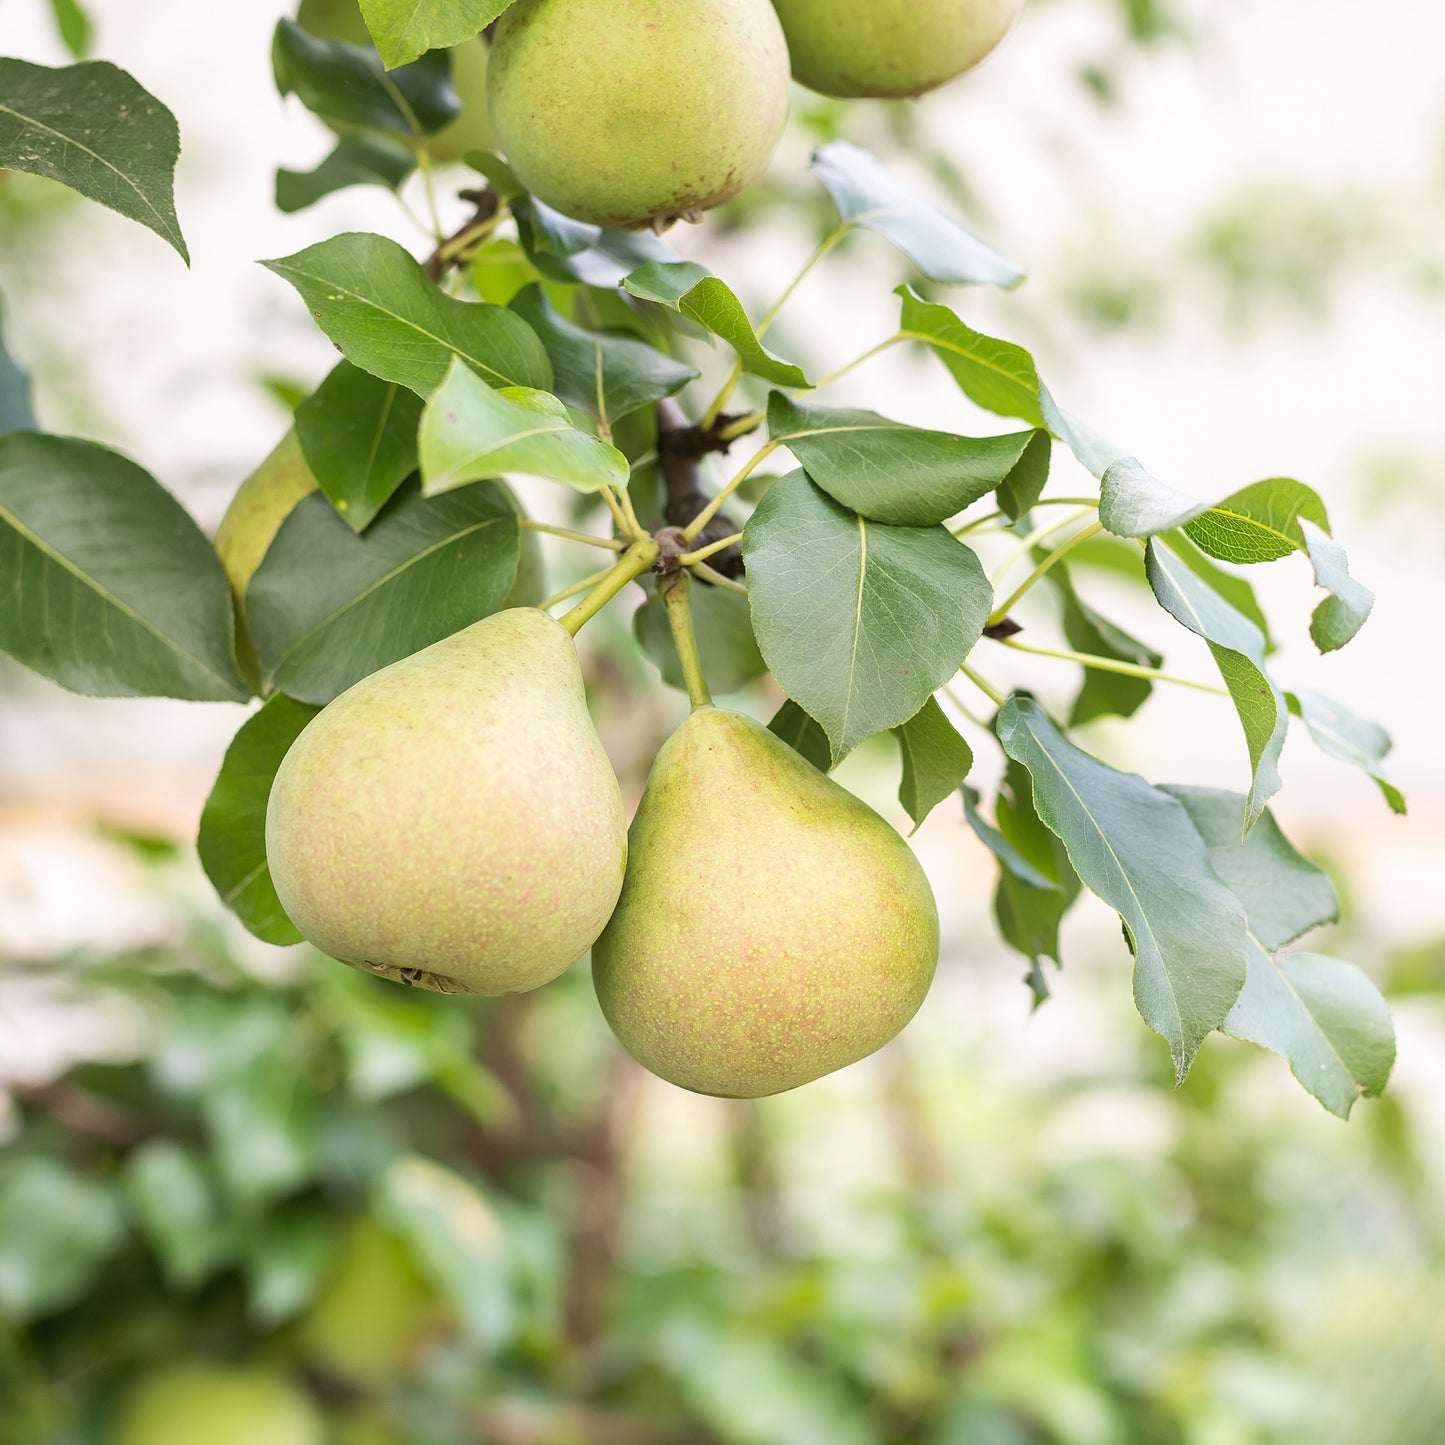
[{"left": 423, "top": 187, "right": 501, "bottom": 282}]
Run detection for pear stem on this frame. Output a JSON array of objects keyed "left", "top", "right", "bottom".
[
  {"left": 687, "top": 561, "right": 748, "bottom": 596},
  {"left": 677, "top": 532, "right": 744, "bottom": 567},
  {"left": 558, "top": 540, "right": 660, "bottom": 637},
  {"left": 661, "top": 570, "right": 712, "bottom": 710}
]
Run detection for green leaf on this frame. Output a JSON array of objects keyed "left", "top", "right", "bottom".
[
  {"left": 744, "top": 471, "right": 993, "bottom": 764},
  {"left": 0, "top": 58, "right": 188, "bottom": 261},
  {"left": 262, "top": 232, "right": 552, "bottom": 398},
  {"left": 965, "top": 769, "right": 1080, "bottom": 1005},
  {"left": 123, "top": 1142, "right": 235, "bottom": 1291},
  {"left": 623, "top": 263, "right": 811, "bottom": 387},
  {"left": 378, "top": 1156, "right": 512, "bottom": 1350},
  {"left": 0, "top": 1159, "right": 126, "bottom": 1321},
  {"left": 1162, "top": 786, "right": 1338, "bottom": 950},
  {"left": 276, "top": 132, "right": 416, "bottom": 213},
  {"left": 48, "top": 0, "right": 94, "bottom": 57},
  {"left": 1300, "top": 517, "right": 1374, "bottom": 652},
  {"left": 358, "top": 0, "right": 511, "bottom": 69},
  {"left": 768, "top": 393, "right": 1040, "bottom": 527},
  {"left": 272, "top": 20, "right": 459, "bottom": 134},
  {"left": 1224, "top": 945, "right": 1394, "bottom": 1119},
  {"left": 0, "top": 432, "right": 249, "bottom": 701},
  {"left": 996, "top": 695, "right": 1249, "bottom": 1080},
  {"left": 767, "top": 699, "right": 831, "bottom": 773},
  {"left": 243, "top": 1213, "right": 337, "bottom": 1328},
  {"left": 509, "top": 284, "right": 697, "bottom": 424},
  {"left": 1146, "top": 540, "right": 1286, "bottom": 832},
  {"left": 997, "top": 430, "right": 1052, "bottom": 521},
  {"left": 811, "top": 141, "right": 1025, "bottom": 289},
  {"left": 1183, "top": 477, "right": 1329, "bottom": 564},
  {"left": 419, "top": 358, "right": 628, "bottom": 495},
  {"left": 514, "top": 196, "right": 680, "bottom": 286},
  {"left": 0, "top": 293, "right": 36, "bottom": 434},
  {"left": 1287, "top": 689, "right": 1406, "bottom": 815},
  {"left": 1100, "top": 456, "right": 1211, "bottom": 537},
  {"left": 202, "top": 1055, "right": 320, "bottom": 1211},
  {"left": 1159, "top": 529, "right": 1275, "bottom": 650},
  {"left": 198, "top": 696, "right": 320, "bottom": 945},
  {"left": 247, "top": 477, "right": 519, "bottom": 704},
  {"left": 1049, "top": 564, "right": 1162, "bottom": 726},
  {"left": 294, "top": 362, "right": 423, "bottom": 531},
  {"left": 894, "top": 697, "right": 972, "bottom": 831},
  {"left": 634, "top": 584, "right": 765, "bottom": 697}
]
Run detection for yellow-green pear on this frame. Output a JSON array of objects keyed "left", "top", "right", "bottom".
[
  {"left": 770, "top": 0, "right": 1023, "bottom": 99},
  {"left": 115, "top": 1363, "right": 324, "bottom": 1445},
  {"left": 267, "top": 608, "right": 626, "bottom": 995},
  {"left": 487, "top": 0, "right": 791, "bottom": 229},
  {"left": 593, "top": 708, "right": 939, "bottom": 1097},
  {"left": 297, "top": 1221, "right": 449, "bottom": 1384}
]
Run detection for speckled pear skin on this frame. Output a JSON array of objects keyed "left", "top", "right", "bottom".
[
  {"left": 487, "top": 0, "right": 791, "bottom": 229},
  {"left": 770, "top": 0, "right": 1022, "bottom": 99},
  {"left": 267, "top": 608, "right": 626, "bottom": 996},
  {"left": 593, "top": 708, "right": 939, "bottom": 1097}
]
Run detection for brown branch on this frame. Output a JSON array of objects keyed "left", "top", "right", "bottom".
[
  {"left": 422, "top": 187, "right": 500, "bottom": 283},
  {"left": 655, "top": 400, "right": 754, "bottom": 579}
]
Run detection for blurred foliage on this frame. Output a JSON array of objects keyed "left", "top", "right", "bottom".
[{"left": 1, "top": 858, "right": 1442, "bottom": 1445}]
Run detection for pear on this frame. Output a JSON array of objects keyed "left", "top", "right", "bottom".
[
  {"left": 770, "top": 0, "right": 1023, "bottom": 99},
  {"left": 487, "top": 0, "right": 791, "bottom": 229},
  {"left": 267, "top": 608, "right": 626, "bottom": 995},
  {"left": 593, "top": 708, "right": 939, "bottom": 1097},
  {"left": 116, "top": 1363, "right": 324, "bottom": 1445}
]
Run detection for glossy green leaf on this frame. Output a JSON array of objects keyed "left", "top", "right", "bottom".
[
  {"left": 198, "top": 695, "right": 320, "bottom": 946},
  {"left": 247, "top": 476, "right": 519, "bottom": 703},
  {"left": 744, "top": 472, "right": 993, "bottom": 764},
  {"left": 509, "top": 284, "right": 698, "bottom": 424},
  {"left": 996, "top": 695, "right": 1248, "bottom": 1079},
  {"left": 1100, "top": 457, "right": 1211, "bottom": 537},
  {"left": 514, "top": 196, "right": 680, "bottom": 286},
  {"left": 1183, "top": 478, "right": 1328, "bottom": 564},
  {"left": 419, "top": 358, "right": 628, "bottom": 495},
  {"left": 0, "top": 1159, "right": 126, "bottom": 1321},
  {"left": 767, "top": 699, "right": 831, "bottom": 773},
  {"left": 1049, "top": 565, "right": 1162, "bottom": 726},
  {"left": 276, "top": 132, "right": 416, "bottom": 213},
  {"left": 812, "top": 141, "right": 1025, "bottom": 289},
  {"left": 123, "top": 1141, "right": 235, "bottom": 1291},
  {"left": 358, "top": 0, "right": 510, "bottom": 69},
  {"left": 272, "top": 20, "right": 459, "bottom": 134},
  {"left": 1162, "top": 786, "right": 1338, "bottom": 951},
  {"left": 0, "top": 432, "right": 249, "bottom": 701},
  {"left": 1300, "top": 517, "right": 1374, "bottom": 652},
  {"left": 1224, "top": 943, "right": 1394, "bottom": 1119},
  {"left": 894, "top": 697, "right": 973, "bottom": 831},
  {"left": 634, "top": 584, "right": 765, "bottom": 697},
  {"left": 623, "top": 263, "right": 810, "bottom": 387},
  {"left": 1288, "top": 689, "right": 1406, "bottom": 815},
  {"left": 768, "top": 393, "right": 1039, "bottom": 527},
  {"left": 0, "top": 58, "right": 187, "bottom": 261},
  {"left": 48, "top": 0, "right": 93, "bottom": 57},
  {"left": 294, "top": 362, "right": 423, "bottom": 531},
  {"left": 997, "top": 430, "right": 1052, "bottom": 521},
  {"left": 0, "top": 294, "right": 36, "bottom": 434},
  {"left": 1146, "top": 540, "right": 1286, "bottom": 832},
  {"left": 262, "top": 232, "right": 552, "bottom": 397}
]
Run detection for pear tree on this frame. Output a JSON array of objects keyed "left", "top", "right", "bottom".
[{"left": 0, "top": 0, "right": 1400, "bottom": 1116}]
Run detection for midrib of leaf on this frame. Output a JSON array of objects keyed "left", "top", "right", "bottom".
[
  {"left": 1022, "top": 731, "right": 1183, "bottom": 1040},
  {"left": 839, "top": 513, "right": 868, "bottom": 746},
  {"left": 268, "top": 515, "right": 503, "bottom": 669},
  {"left": 0, "top": 497, "right": 237, "bottom": 691},
  {"left": 361, "top": 384, "right": 400, "bottom": 485},
  {"left": 223, "top": 858, "right": 269, "bottom": 906},
  {"left": 0, "top": 97, "right": 175, "bottom": 238},
  {"left": 441, "top": 419, "right": 569, "bottom": 485},
  {"left": 1244, "top": 928, "right": 1358, "bottom": 1088},
  {"left": 271, "top": 261, "right": 514, "bottom": 387},
  {"left": 1205, "top": 505, "right": 1302, "bottom": 553},
  {"left": 898, "top": 327, "right": 1039, "bottom": 416}
]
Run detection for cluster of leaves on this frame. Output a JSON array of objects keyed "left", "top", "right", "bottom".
[
  {"left": 2, "top": 897, "right": 1440, "bottom": 1445},
  {"left": 0, "top": 6, "right": 1402, "bottom": 1119}
]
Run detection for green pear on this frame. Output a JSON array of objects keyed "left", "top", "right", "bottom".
[
  {"left": 267, "top": 608, "right": 626, "bottom": 995},
  {"left": 297, "top": 1221, "right": 449, "bottom": 1384},
  {"left": 593, "top": 707, "right": 939, "bottom": 1097},
  {"left": 116, "top": 1363, "right": 324, "bottom": 1445},
  {"left": 770, "top": 0, "right": 1023, "bottom": 99},
  {"left": 487, "top": 0, "right": 791, "bottom": 229}
]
